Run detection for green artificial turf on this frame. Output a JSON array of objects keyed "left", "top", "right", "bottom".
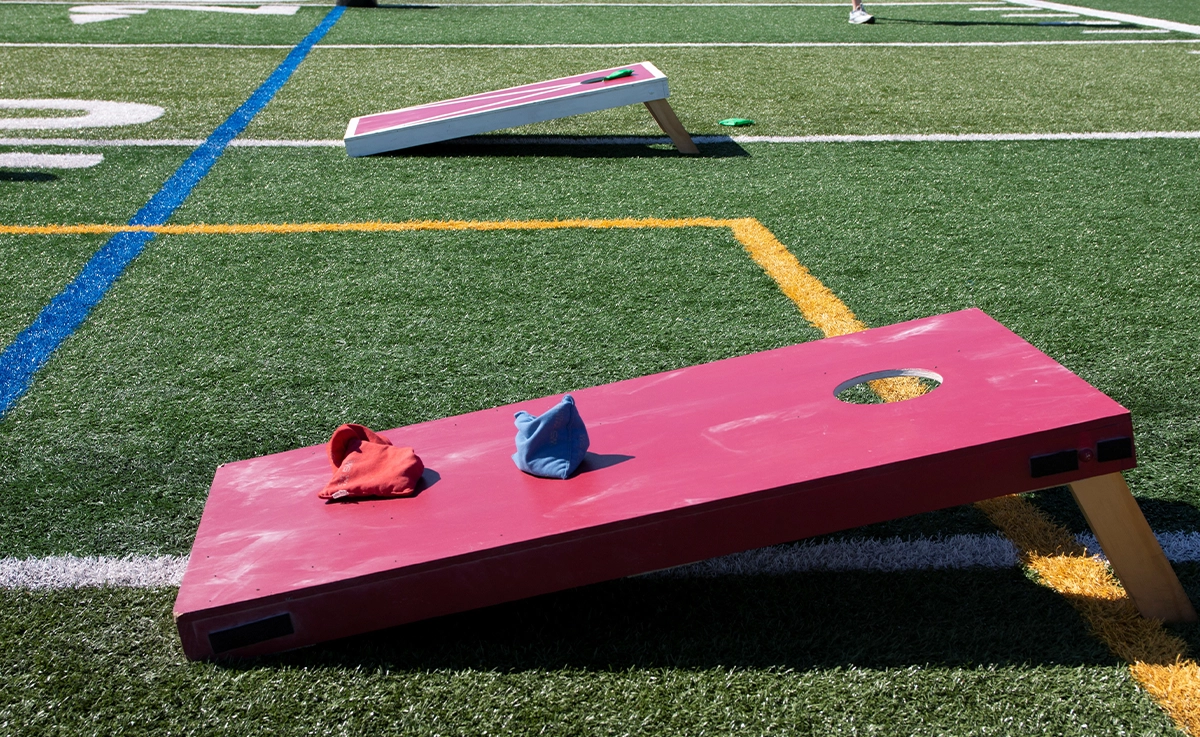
[
  {"left": 2, "top": 3, "right": 1200, "bottom": 732},
  {"left": 0, "top": 146, "right": 191, "bottom": 224},
  {"left": 0, "top": 2, "right": 1195, "bottom": 734},
  {"left": 317, "top": 3, "right": 1168, "bottom": 45},
  {"left": 0, "top": 146, "right": 191, "bottom": 348},
  {"left": 2, "top": 0, "right": 1175, "bottom": 46},
  {"left": 0, "top": 48, "right": 288, "bottom": 140},
  {"left": 0, "top": 3, "right": 324, "bottom": 45},
  {"left": 0, "top": 233, "right": 107, "bottom": 350},
  {"left": 0, "top": 569, "right": 1186, "bottom": 736},
  {"left": 252, "top": 44, "right": 1200, "bottom": 140}
]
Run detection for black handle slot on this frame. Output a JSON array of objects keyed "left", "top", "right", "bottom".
[{"left": 209, "top": 613, "right": 294, "bottom": 654}]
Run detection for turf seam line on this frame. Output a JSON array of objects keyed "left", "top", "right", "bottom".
[{"left": 0, "top": 5, "right": 345, "bottom": 419}]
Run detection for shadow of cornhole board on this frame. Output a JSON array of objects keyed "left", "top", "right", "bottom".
[
  {"left": 174, "top": 308, "right": 1195, "bottom": 660},
  {"left": 342, "top": 61, "right": 698, "bottom": 157}
]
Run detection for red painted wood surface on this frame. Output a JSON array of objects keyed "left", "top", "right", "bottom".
[{"left": 175, "top": 309, "right": 1134, "bottom": 659}]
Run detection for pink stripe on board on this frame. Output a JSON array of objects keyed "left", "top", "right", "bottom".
[{"left": 354, "top": 63, "right": 657, "bottom": 136}]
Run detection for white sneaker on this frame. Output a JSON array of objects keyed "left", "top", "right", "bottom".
[{"left": 849, "top": 7, "right": 874, "bottom": 23}]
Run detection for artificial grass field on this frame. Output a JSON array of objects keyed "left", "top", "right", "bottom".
[
  {"left": 3, "top": 2, "right": 1193, "bottom": 46},
  {"left": 3, "top": 575, "right": 1184, "bottom": 736},
  {"left": 7, "top": 46, "right": 1200, "bottom": 139},
  {"left": 3, "top": 0, "right": 1200, "bottom": 733}
]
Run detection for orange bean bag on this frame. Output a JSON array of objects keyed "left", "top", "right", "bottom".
[{"left": 319, "top": 423, "right": 424, "bottom": 501}]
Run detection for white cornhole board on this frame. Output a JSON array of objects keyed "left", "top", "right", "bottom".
[{"left": 343, "top": 61, "right": 697, "bottom": 156}]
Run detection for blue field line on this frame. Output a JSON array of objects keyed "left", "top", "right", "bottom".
[{"left": 0, "top": 5, "right": 346, "bottom": 419}]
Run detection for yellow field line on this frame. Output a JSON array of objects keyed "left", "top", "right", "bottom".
[
  {"left": 4, "top": 214, "right": 1196, "bottom": 732},
  {"left": 727, "top": 218, "right": 928, "bottom": 401},
  {"left": 975, "top": 495, "right": 1200, "bottom": 733},
  {"left": 732, "top": 218, "right": 1197, "bottom": 734}
]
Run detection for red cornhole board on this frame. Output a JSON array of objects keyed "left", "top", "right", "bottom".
[
  {"left": 174, "top": 309, "right": 1145, "bottom": 659},
  {"left": 343, "top": 61, "right": 697, "bottom": 156}
]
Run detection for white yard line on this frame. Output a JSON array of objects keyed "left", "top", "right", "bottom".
[
  {"left": 312, "top": 38, "right": 1200, "bottom": 47},
  {"left": 1081, "top": 28, "right": 1168, "bottom": 34},
  {"left": 419, "top": 130, "right": 1200, "bottom": 145},
  {"left": 5, "top": 130, "right": 1200, "bottom": 148},
  {"left": 0, "top": 136, "right": 208, "bottom": 145},
  {"left": 3, "top": 38, "right": 1199, "bottom": 48},
  {"left": 0, "top": 99, "right": 164, "bottom": 129},
  {"left": 4, "top": 531, "right": 1198, "bottom": 587},
  {"left": 723, "top": 131, "right": 1200, "bottom": 142},
  {"left": 655, "top": 531, "right": 1200, "bottom": 577},
  {"left": 0, "top": 41, "right": 294, "bottom": 47},
  {"left": 1077, "top": 531, "right": 1200, "bottom": 566},
  {"left": 5, "top": 0, "right": 314, "bottom": 4},
  {"left": 316, "top": 38, "right": 1199, "bottom": 47},
  {"left": 0, "top": 554, "right": 188, "bottom": 588},
  {"left": 0, "top": 151, "right": 102, "bottom": 166},
  {"left": 412, "top": 1, "right": 1008, "bottom": 4},
  {"left": 649, "top": 534, "right": 1023, "bottom": 577},
  {"left": 1006, "top": 0, "right": 1200, "bottom": 35},
  {"left": 228, "top": 137, "right": 342, "bottom": 145},
  {"left": 0, "top": 0, "right": 1007, "bottom": 4},
  {"left": 432, "top": 1, "right": 1008, "bottom": 4}
]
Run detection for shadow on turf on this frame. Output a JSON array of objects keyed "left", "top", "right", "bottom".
[
  {"left": 209, "top": 497, "right": 1200, "bottom": 672},
  {"left": 220, "top": 565, "right": 1133, "bottom": 673},
  {"left": 1029, "top": 486, "right": 1200, "bottom": 536},
  {"left": 378, "top": 137, "right": 750, "bottom": 159},
  {"left": 0, "top": 170, "right": 57, "bottom": 182},
  {"left": 875, "top": 17, "right": 1125, "bottom": 28}
]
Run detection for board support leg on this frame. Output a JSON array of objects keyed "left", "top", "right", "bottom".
[
  {"left": 1068, "top": 472, "right": 1197, "bottom": 623},
  {"left": 643, "top": 99, "right": 699, "bottom": 155}
]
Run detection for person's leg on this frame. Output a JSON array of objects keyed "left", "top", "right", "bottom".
[{"left": 850, "top": 0, "right": 874, "bottom": 23}]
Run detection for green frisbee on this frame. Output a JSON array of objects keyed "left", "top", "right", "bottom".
[{"left": 718, "top": 118, "right": 755, "bottom": 127}]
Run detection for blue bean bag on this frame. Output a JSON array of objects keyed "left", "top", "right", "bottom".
[{"left": 512, "top": 394, "right": 590, "bottom": 479}]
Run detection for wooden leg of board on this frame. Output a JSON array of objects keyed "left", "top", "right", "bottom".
[
  {"left": 1069, "top": 472, "right": 1197, "bottom": 623},
  {"left": 643, "top": 99, "right": 700, "bottom": 155}
]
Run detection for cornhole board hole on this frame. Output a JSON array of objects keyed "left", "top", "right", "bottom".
[
  {"left": 174, "top": 308, "right": 1195, "bottom": 660},
  {"left": 342, "top": 61, "right": 698, "bottom": 157}
]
